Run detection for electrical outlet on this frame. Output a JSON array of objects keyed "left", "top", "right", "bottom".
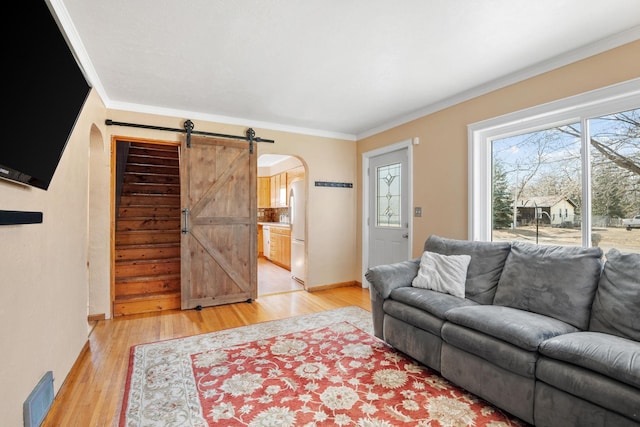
[{"left": 414, "top": 207, "right": 422, "bottom": 217}]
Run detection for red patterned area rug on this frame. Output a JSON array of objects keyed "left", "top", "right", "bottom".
[{"left": 121, "top": 306, "right": 526, "bottom": 426}]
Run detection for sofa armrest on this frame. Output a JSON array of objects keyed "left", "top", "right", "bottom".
[{"left": 365, "top": 258, "right": 420, "bottom": 299}]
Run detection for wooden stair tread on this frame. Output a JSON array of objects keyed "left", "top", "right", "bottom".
[
  {"left": 115, "top": 242, "right": 180, "bottom": 249},
  {"left": 127, "top": 153, "right": 178, "bottom": 160},
  {"left": 117, "top": 209, "right": 180, "bottom": 216},
  {"left": 115, "top": 272, "right": 180, "bottom": 283},
  {"left": 126, "top": 161, "right": 178, "bottom": 168},
  {"left": 123, "top": 182, "right": 180, "bottom": 187},
  {"left": 124, "top": 178, "right": 179, "bottom": 185},
  {"left": 116, "top": 229, "right": 179, "bottom": 235},
  {"left": 119, "top": 199, "right": 180, "bottom": 204},
  {"left": 116, "top": 217, "right": 179, "bottom": 221},
  {"left": 122, "top": 192, "right": 180, "bottom": 199},
  {"left": 115, "top": 257, "right": 180, "bottom": 265}
]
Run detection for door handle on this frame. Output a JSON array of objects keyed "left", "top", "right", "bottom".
[
  {"left": 402, "top": 233, "right": 409, "bottom": 238},
  {"left": 182, "top": 208, "right": 189, "bottom": 234}
]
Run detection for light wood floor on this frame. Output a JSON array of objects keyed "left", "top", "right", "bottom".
[
  {"left": 258, "top": 256, "right": 305, "bottom": 295},
  {"left": 42, "top": 285, "right": 371, "bottom": 427}
]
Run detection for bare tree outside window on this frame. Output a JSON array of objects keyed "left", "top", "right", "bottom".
[{"left": 491, "top": 108, "right": 639, "bottom": 253}]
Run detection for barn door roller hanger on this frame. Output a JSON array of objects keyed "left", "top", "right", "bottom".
[{"left": 105, "top": 119, "right": 274, "bottom": 153}]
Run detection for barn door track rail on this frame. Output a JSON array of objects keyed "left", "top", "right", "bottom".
[{"left": 105, "top": 119, "right": 274, "bottom": 153}]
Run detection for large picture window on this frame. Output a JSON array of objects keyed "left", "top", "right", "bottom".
[{"left": 469, "top": 79, "right": 640, "bottom": 253}]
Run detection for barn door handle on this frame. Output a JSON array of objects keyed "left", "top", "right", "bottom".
[{"left": 182, "top": 208, "right": 189, "bottom": 234}]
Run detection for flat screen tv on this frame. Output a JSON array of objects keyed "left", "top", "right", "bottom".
[{"left": 0, "top": 0, "right": 91, "bottom": 191}]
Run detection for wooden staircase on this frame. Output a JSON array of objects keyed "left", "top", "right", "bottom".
[{"left": 113, "top": 142, "right": 181, "bottom": 316}]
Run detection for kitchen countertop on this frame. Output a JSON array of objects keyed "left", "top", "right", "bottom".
[{"left": 258, "top": 222, "right": 291, "bottom": 228}]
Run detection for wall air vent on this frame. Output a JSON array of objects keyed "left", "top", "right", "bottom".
[{"left": 23, "top": 371, "right": 54, "bottom": 427}]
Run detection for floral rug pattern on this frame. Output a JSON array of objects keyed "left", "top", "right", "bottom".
[{"left": 121, "top": 306, "right": 525, "bottom": 426}]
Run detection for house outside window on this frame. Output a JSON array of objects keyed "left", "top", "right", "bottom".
[{"left": 469, "top": 79, "right": 640, "bottom": 254}]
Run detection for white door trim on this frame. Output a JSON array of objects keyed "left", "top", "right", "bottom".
[{"left": 362, "top": 139, "right": 413, "bottom": 287}]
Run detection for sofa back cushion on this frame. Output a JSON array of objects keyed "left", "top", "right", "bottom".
[
  {"left": 493, "top": 241, "right": 603, "bottom": 330},
  {"left": 589, "top": 248, "right": 640, "bottom": 341},
  {"left": 423, "top": 235, "right": 511, "bottom": 304}
]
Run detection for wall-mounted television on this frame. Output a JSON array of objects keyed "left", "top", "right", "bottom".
[{"left": 0, "top": 0, "right": 91, "bottom": 191}]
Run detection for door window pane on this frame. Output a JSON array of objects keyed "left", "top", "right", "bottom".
[{"left": 376, "top": 162, "right": 401, "bottom": 227}]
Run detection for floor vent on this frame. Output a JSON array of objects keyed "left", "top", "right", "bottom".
[{"left": 23, "top": 371, "right": 54, "bottom": 427}]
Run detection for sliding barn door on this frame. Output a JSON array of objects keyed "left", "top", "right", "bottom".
[{"left": 180, "top": 135, "right": 257, "bottom": 310}]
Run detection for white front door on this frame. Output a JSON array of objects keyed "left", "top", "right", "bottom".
[{"left": 367, "top": 146, "right": 410, "bottom": 271}]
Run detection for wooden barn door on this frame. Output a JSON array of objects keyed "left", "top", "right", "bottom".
[{"left": 180, "top": 135, "right": 257, "bottom": 309}]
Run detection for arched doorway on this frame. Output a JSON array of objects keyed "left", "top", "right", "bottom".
[{"left": 257, "top": 154, "right": 306, "bottom": 295}]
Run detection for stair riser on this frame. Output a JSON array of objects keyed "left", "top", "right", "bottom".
[
  {"left": 116, "top": 231, "right": 180, "bottom": 245},
  {"left": 130, "top": 141, "right": 178, "bottom": 150},
  {"left": 117, "top": 219, "right": 181, "bottom": 231},
  {"left": 115, "top": 260, "right": 180, "bottom": 277},
  {"left": 115, "top": 277, "right": 180, "bottom": 295},
  {"left": 121, "top": 183, "right": 180, "bottom": 195},
  {"left": 118, "top": 207, "right": 180, "bottom": 217},
  {"left": 125, "top": 164, "right": 179, "bottom": 174},
  {"left": 120, "top": 195, "right": 180, "bottom": 206},
  {"left": 115, "top": 246, "right": 180, "bottom": 260},
  {"left": 128, "top": 147, "right": 179, "bottom": 159},
  {"left": 124, "top": 174, "right": 180, "bottom": 184},
  {"left": 127, "top": 154, "right": 179, "bottom": 167},
  {"left": 113, "top": 294, "right": 181, "bottom": 316}
]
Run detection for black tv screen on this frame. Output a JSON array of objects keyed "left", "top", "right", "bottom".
[{"left": 0, "top": 0, "right": 91, "bottom": 190}]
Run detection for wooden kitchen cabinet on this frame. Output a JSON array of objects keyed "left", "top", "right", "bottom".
[
  {"left": 263, "top": 167, "right": 304, "bottom": 208},
  {"left": 278, "top": 173, "right": 287, "bottom": 206},
  {"left": 257, "top": 224, "right": 263, "bottom": 257},
  {"left": 269, "top": 174, "right": 279, "bottom": 207},
  {"left": 258, "top": 177, "right": 270, "bottom": 208},
  {"left": 269, "top": 172, "right": 288, "bottom": 207},
  {"left": 269, "top": 226, "right": 291, "bottom": 270}
]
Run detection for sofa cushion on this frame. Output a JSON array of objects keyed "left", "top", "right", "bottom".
[
  {"left": 493, "top": 241, "right": 603, "bottom": 330},
  {"left": 589, "top": 248, "right": 640, "bottom": 341},
  {"left": 539, "top": 331, "right": 640, "bottom": 389},
  {"left": 445, "top": 305, "right": 579, "bottom": 351},
  {"left": 441, "top": 322, "right": 539, "bottom": 378},
  {"left": 536, "top": 358, "right": 640, "bottom": 422},
  {"left": 390, "top": 287, "right": 478, "bottom": 319},
  {"left": 383, "top": 300, "right": 445, "bottom": 336},
  {"left": 424, "top": 235, "right": 511, "bottom": 304},
  {"left": 411, "top": 251, "right": 470, "bottom": 298}
]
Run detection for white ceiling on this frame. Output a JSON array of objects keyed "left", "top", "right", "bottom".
[
  {"left": 52, "top": 0, "right": 640, "bottom": 140},
  {"left": 257, "top": 154, "right": 291, "bottom": 168}
]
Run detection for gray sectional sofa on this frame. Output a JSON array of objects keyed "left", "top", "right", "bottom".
[{"left": 365, "top": 234, "right": 639, "bottom": 426}]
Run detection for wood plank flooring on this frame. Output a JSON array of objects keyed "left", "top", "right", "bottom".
[
  {"left": 258, "top": 256, "right": 304, "bottom": 295},
  {"left": 41, "top": 286, "right": 371, "bottom": 427}
]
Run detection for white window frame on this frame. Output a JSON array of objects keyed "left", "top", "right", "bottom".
[{"left": 468, "top": 78, "right": 640, "bottom": 243}]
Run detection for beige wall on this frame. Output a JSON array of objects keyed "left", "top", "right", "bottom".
[
  {"left": 0, "top": 89, "right": 107, "bottom": 426},
  {"left": 356, "top": 40, "right": 640, "bottom": 273}
]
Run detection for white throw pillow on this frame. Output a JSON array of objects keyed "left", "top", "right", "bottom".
[{"left": 411, "top": 251, "right": 471, "bottom": 298}]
